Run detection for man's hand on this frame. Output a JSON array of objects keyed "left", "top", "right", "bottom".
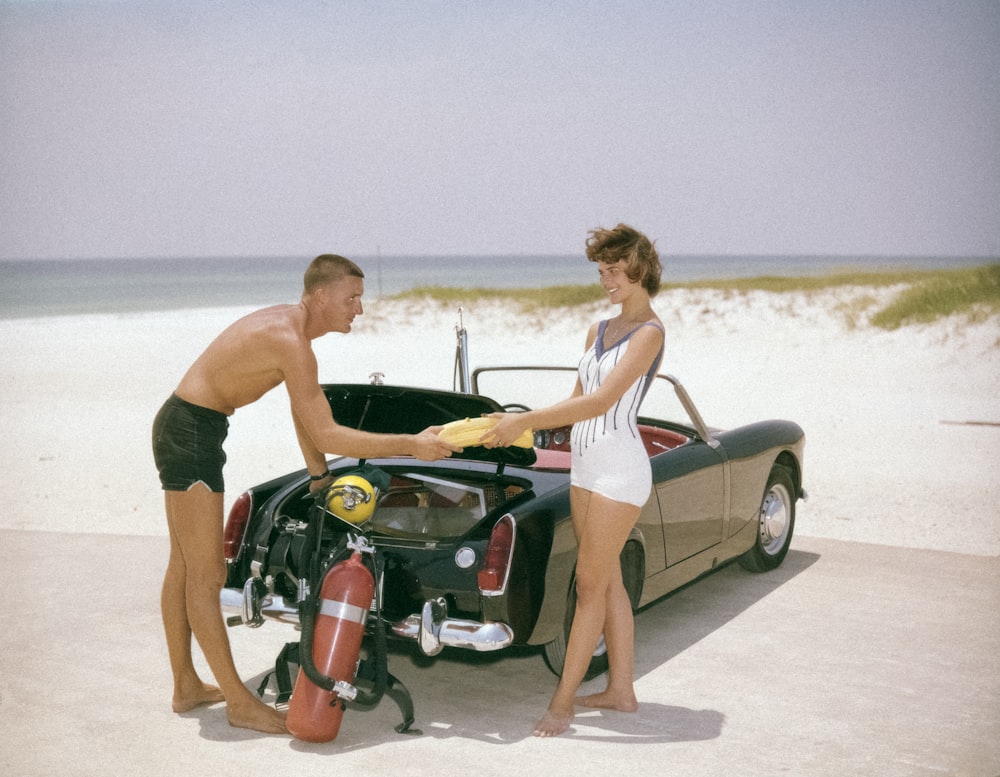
[
  {"left": 413, "top": 426, "right": 462, "bottom": 461},
  {"left": 308, "top": 472, "right": 334, "bottom": 493}
]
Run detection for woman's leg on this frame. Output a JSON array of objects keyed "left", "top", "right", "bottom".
[
  {"left": 576, "top": 567, "right": 638, "bottom": 711},
  {"left": 533, "top": 488, "right": 640, "bottom": 736}
]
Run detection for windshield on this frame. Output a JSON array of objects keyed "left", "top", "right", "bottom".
[{"left": 471, "top": 367, "right": 697, "bottom": 430}]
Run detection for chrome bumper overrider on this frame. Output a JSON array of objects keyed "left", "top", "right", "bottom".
[
  {"left": 220, "top": 580, "right": 299, "bottom": 627},
  {"left": 392, "top": 598, "right": 515, "bottom": 655},
  {"left": 220, "top": 585, "right": 514, "bottom": 656}
]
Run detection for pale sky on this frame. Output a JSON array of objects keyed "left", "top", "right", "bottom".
[{"left": 2, "top": 0, "right": 998, "bottom": 260}]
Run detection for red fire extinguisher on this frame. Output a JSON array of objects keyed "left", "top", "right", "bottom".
[{"left": 286, "top": 550, "right": 375, "bottom": 742}]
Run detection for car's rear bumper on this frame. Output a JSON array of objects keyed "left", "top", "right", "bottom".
[
  {"left": 390, "top": 597, "right": 515, "bottom": 654},
  {"left": 220, "top": 585, "right": 514, "bottom": 655}
]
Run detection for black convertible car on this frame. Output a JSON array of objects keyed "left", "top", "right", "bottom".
[{"left": 220, "top": 321, "right": 806, "bottom": 679}]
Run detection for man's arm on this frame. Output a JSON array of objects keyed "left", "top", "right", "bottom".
[
  {"left": 292, "top": 406, "right": 331, "bottom": 476},
  {"left": 282, "top": 337, "right": 459, "bottom": 461}
]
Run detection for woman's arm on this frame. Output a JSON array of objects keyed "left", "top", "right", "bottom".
[{"left": 486, "top": 323, "right": 664, "bottom": 445}]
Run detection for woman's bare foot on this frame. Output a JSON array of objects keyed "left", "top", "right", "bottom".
[
  {"left": 226, "top": 697, "right": 288, "bottom": 734},
  {"left": 575, "top": 689, "right": 638, "bottom": 713},
  {"left": 172, "top": 681, "right": 225, "bottom": 713},
  {"left": 533, "top": 708, "right": 574, "bottom": 737}
]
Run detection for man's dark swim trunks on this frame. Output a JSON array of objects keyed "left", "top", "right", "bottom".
[{"left": 152, "top": 394, "right": 229, "bottom": 493}]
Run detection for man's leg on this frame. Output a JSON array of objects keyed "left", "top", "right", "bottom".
[
  {"left": 161, "top": 494, "right": 224, "bottom": 712},
  {"left": 162, "top": 485, "right": 286, "bottom": 733}
]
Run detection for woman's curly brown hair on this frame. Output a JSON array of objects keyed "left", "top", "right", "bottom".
[{"left": 585, "top": 224, "right": 662, "bottom": 297}]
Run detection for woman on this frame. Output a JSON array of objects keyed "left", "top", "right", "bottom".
[{"left": 487, "top": 224, "right": 664, "bottom": 737}]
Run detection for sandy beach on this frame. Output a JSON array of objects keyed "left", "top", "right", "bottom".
[
  {"left": 1, "top": 286, "right": 999, "bottom": 776},
  {"left": 1, "top": 286, "right": 997, "bottom": 554}
]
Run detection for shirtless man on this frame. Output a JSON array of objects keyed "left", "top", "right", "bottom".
[{"left": 152, "top": 254, "right": 460, "bottom": 734}]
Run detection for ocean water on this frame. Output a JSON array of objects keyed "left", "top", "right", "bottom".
[{"left": 0, "top": 253, "right": 992, "bottom": 319}]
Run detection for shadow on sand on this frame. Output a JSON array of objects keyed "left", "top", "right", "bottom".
[{"left": 192, "top": 547, "right": 819, "bottom": 751}]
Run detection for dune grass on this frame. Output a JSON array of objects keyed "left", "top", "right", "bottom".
[
  {"left": 393, "top": 283, "right": 608, "bottom": 311},
  {"left": 868, "top": 264, "right": 1000, "bottom": 329},
  {"left": 392, "top": 264, "right": 1000, "bottom": 329}
]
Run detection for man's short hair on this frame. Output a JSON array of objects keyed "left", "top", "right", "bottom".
[{"left": 304, "top": 254, "right": 365, "bottom": 294}]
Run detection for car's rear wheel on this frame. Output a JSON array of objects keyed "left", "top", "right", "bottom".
[
  {"left": 738, "top": 464, "right": 795, "bottom": 572},
  {"left": 543, "top": 540, "right": 644, "bottom": 678}
]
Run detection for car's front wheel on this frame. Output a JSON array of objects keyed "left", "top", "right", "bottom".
[
  {"left": 543, "top": 540, "right": 644, "bottom": 678},
  {"left": 738, "top": 464, "right": 795, "bottom": 572}
]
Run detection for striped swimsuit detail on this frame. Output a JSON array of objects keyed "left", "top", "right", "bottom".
[{"left": 570, "top": 319, "right": 665, "bottom": 506}]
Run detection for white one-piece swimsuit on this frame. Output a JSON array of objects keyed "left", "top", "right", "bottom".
[{"left": 570, "top": 319, "right": 664, "bottom": 507}]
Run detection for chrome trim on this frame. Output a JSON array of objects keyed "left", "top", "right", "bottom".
[
  {"left": 241, "top": 577, "right": 264, "bottom": 628},
  {"left": 479, "top": 513, "right": 516, "bottom": 597},
  {"left": 454, "top": 545, "right": 477, "bottom": 569},
  {"left": 393, "top": 598, "right": 514, "bottom": 654},
  {"left": 454, "top": 308, "right": 471, "bottom": 393},
  {"left": 221, "top": 585, "right": 514, "bottom": 654},
  {"left": 470, "top": 368, "right": 719, "bottom": 447},
  {"left": 665, "top": 374, "right": 720, "bottom": 448},
  {"left": 220, "top": 586, "right": 301, "bottom": 626}
]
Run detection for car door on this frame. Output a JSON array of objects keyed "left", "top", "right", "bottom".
[{"left": 650, "top": 440, "right": 727, "bottom": 567}]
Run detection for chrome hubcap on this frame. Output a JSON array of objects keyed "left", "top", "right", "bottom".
[{"left": 759, "top": 482, "right": 791, "bottom": 554}]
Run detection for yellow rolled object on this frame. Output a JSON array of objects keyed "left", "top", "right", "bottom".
[{"left": 438, "top": 417, "right": 534, "bottom": 448}]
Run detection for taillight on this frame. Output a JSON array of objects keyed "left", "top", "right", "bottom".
[
  {"left": 223, "top": 491, "right": 253, "bottom": 560},
  {"left": 478, "top": 514, "right": 515, "bottom": 596}
]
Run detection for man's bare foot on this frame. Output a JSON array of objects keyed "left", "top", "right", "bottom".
[
  {"left": 172, "top": 681, "right": 225, "bottom": 713},
  {"left": 533, "top": 708, "right": 574, "bottom": 737},
  {"left": 575, "top": 689, "right": 638, "bottom": 713},
  {"left": 226, "top": 698, "right": 288, "bottom": 734}
]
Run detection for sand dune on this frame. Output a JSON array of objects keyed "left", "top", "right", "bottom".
[{"left": 1, "top": 287, "right": 997, "bottom": 555}]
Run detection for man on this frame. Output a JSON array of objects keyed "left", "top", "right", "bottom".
[{"left": 152, "top": 254, "right": 460, "bottom": 733}]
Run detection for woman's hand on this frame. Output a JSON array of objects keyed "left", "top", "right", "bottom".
[{"left": 483, "top": 412, "right": 531, "bottom": 447}]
